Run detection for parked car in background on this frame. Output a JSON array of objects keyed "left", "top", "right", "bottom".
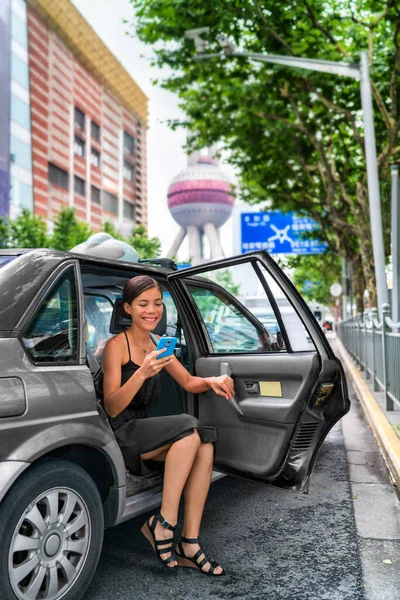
[{"left": 0, "top": 249, "right": 349, "bottom": 600}]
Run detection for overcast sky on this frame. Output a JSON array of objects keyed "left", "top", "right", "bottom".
[{"left": 72, "top": 0, "right": 235, "bottom": 258}]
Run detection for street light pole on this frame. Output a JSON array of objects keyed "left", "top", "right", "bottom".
[
  {"left": 391, "top": 164, "right": 400, "bottom": 325},
  {"left": 187, "top": 31, "right": 388, "bottom": 312},
  {"left": 359, "top": 52, "right": 388, "bottom": 312}
]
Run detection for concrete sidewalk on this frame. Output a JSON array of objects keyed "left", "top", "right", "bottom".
[
  {"left": 340, "top": 378, "right": 400, "bottom": 599},
  {"left": 335, "top": 333, "right": 400, "bottom": 491},
  {"left": 334, "top": 334, "right": 400, "bottom": 599}
]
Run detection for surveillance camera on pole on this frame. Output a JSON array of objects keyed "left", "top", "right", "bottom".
[
  {"left": 184, "top": 27, "right": 210, "bottom": 53},
  {"left": 216, "top": 34, "right": 236, "bottom": 55}
]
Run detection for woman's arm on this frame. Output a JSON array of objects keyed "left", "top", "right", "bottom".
[
  {"left": 165, "top": 356, "right": 234, "bottom": 400},
  {"left": 102, "top": 337, "right": 172, "bottom": 418}
]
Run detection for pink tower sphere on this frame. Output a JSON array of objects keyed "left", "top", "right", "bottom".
[{"left": 167, "top": 155, "right": 234, "bottom": 228}]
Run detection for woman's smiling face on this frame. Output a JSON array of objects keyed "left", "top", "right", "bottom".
[{"left": 124, "top": 286, "right": 163, "bottom": 331}]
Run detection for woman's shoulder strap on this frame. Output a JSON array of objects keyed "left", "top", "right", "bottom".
[{"left": 123, "top": 330, "right": 132, "bottom": 361}]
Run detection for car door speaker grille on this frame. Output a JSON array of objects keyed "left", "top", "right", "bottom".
[{"left": 292, "top": 422, "right": 319, "bottom": 451}]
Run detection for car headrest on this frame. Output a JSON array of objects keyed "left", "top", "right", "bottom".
[{"left": 109, "top": 298, "right": 167, "bottom": 336}]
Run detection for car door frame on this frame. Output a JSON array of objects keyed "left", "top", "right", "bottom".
[
  {"left": 167, "top": 250, "right": 335, "bottom": 359},
  {"left": 167, "top": 251, "right": 350, "bottom": 492}
]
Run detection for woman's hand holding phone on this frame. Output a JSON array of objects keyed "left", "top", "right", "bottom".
[
  {"left": 137, "top": 349, "right": 173, "bottom": 380},
  {"left": 155, "top": 336, "right": 177, "bottom": 359},
  {"left": 136, "top": 337, "right": 177, "bottom": 379}
]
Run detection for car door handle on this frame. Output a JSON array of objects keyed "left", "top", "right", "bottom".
[
  {"left": 220, "top": 362, "right": 244, "bottom": 416},
  {"left": 244, "top": 381, "right": 259, "bottom": 394}
]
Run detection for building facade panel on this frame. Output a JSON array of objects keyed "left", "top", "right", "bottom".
[{"left": 3, "top": 0, "right": 148, "bottom": 236}]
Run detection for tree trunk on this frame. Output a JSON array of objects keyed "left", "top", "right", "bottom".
[
  {"left": 350, "top": 255, "right": 367, "bottom": 313},
  {"left": 357, "top": 232, "right": 377, "bottom": 309}
]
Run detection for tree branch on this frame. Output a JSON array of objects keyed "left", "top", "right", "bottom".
[
  {"left": 302, "top": 0, "right": 350, "bottom": 56},
  {"left": 253, "top": 0, "right": 296, "bottom": 56},
  {"left": 370, "top": 0, "right": 397, "bottom": 27},
  {"left": 252, "top": 0, "right": 297, "bottom": 56},
  {"left": 254, "top": 111, "right": 304, "bottom": 132},
  {"left": 371, "top": 81, "right": 394, "bottom": 131},
  {"left": 301, "top": 80, "right": 365, "bottom": 155}
]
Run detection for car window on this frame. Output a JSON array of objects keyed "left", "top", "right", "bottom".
[
  {"left": 162, "top": 291, "right": 185, "bottom": 338},
  {"left": 187, "top": 285, "right": 265, "bottom": 353},
  {"left": 84, "top": 295, "right": 114, "bottom": 361},
  {"left": 22, "top": 267, "right": 78, "bottom": 363},
  {"left": 185, "top": 262, "right": 284, "bottom": 354},
  {"left": 257, "top": 263, "right": 315, "bottom": 352}
]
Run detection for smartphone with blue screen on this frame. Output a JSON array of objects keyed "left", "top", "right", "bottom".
[{"left": 156, "top": 336, "right": 178, "bottom": 359}]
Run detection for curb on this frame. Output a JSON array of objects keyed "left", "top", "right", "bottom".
[{"left": 335, "top": 336, "right": 400, "bottom": 490}]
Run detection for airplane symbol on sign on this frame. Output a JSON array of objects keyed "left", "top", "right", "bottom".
[{"left": 268, "top": 225, "right": 294, "bottom": 244}]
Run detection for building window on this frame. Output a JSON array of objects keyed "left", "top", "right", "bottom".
[
  {"left": 74, "top": 175, "right": 85, "bottom": 197},
  {"left": 123, "top": 200, "right": 134, "bottom": 221},
  {"left": 49, "top": 163, "right": 68, "bottom": 190},
  {"left": 11, "top": 53, "right": 29, "bottom": 89},
  {"left": 123, "top": 131, "right": 134, "bottom": 155},
  {"left": 74, "top": 107, "right": 85, "bottom": 130},
  {"left": 74, "top": 136, "right": 85, "bottom": 158},
  {"left": 11, "top": 94, "right": 30, "bottom": 130},
  {"left": 91, "top": 148, "right": 100, "bottom": 168},
  {"left": 123, "top": 160, "right": 134, "bottom": 181},
  {"left": 103, "top": 190, "right": 118, "bottom": 214},
  {"left": 91, "top": 121, "right": 100, "bottom": 141},
  {"left": 91, "top": 185, "right": 100, "bottom": 205}
]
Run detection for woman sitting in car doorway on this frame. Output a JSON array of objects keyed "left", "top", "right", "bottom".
[{"left": 102, "top": 275, "right": 234, "bottom": 577}]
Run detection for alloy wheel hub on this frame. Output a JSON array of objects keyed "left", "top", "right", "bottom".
[{"left": 8, "top": 487, "right": 91, "bottom": 600}]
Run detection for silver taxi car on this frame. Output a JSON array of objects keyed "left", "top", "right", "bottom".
[{"left": 0, "top": 248, "right": 349, "bottom": 600}]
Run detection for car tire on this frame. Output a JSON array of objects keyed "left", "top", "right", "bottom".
[{"left": 0, "top": 459, "right": 104, "bottom": 600}]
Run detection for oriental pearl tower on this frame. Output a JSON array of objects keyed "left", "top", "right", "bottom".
[{"left": 166, "top": 147, "right": 234, "bottom": 264}]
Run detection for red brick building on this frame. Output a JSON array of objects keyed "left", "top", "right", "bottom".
[{"left": 26, "top": 0, "right": 148, "bottom": 232}]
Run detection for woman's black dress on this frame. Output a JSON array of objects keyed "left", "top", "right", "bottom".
[{"left": 109, "top": 331, "right": 204, "bottom": 475}]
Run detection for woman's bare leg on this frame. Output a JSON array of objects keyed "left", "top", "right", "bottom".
[
  {"left": 140, "top": 430, "right": 201, "bottom": 567},
  {"left": 180, "top": 442, "right": 223, "bottom": 574}
]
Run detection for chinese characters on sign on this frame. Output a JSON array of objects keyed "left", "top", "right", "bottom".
[{"left": 240, "top": 212, "right": 328, "bottom": 255}]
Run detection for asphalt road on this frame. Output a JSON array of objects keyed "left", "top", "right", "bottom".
[{"left": 85, "top": 422, "right": 364, "bottom": 600}]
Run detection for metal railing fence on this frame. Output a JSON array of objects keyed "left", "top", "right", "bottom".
[{"left": 338, "top": 303, "right": 400, "bottom": 411}]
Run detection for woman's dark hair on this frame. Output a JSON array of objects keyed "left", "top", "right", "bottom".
[{"left": 122, "top": 275, "right": 162, "bottom": 307}]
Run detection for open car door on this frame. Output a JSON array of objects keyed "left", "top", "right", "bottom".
[{"left": 167, "top": 252, "right": 349, "bottom": 492}]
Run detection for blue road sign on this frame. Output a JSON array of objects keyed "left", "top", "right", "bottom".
[{"left": 241, "top": 212, "right": 328, "bottom": 255}]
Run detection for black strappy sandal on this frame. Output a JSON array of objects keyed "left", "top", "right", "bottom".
[
  {"left": 176, "top": 536, "right": 226, "bottom": 576},
  {"left": 141, "top": 513, "right": 177, "bottom": 574}
]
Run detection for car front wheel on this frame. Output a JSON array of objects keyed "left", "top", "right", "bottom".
[{"left": 0, "top": 459, "right": 104, "bottom": 600}]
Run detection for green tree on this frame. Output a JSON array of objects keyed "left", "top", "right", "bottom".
[
  {"left": 102, "top": 221, "right": 126, "bottom": 241},
  {"left": 9, "top": 209, "right": 49, "bottom": 248},
  {"left": 0, "top": 216, "right": 10, "bottom": 249},
  {"left": 50, "top": 208, "right": 92, "bottom": 251},
  {"left": 2, "top": 208, "right": 163, "bottom": 261},
  {"left": 130, "top": 0, "right": 400, "bottom": 308},
  {"left": 215, "top": 268, "right": 241, "bottom": 296},
  {"left": 283, "top": 252, "right": 341, "bottom": 307},
  {"left": 103, "top": 221, "right": 162, "bottom": 258},
  {"left": 128, "top": 224, "right": 161, "bottom": 258}
]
